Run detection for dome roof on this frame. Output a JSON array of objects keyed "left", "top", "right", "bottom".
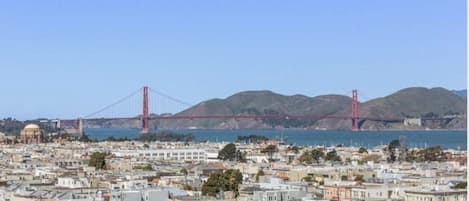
[{"left": 24, "top": 124, "right": 40, "bottom": 129}]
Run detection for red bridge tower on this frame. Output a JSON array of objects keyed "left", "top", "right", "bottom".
[
  {"left": 142, "top": 86, "right": 149, "bottom": 134},
  {"left": 351, "top": 89, "right": 359, "bottom": 131}
]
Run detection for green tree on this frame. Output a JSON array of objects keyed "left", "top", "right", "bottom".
[
  {"left": 218, "top": 143, "right": 237, "bottom": 161},
  {"left": 406, "top": 146, "right": 444, "bottom": 162},
  {"left": 298, "top": 151, "right": 314, "bottom": 164},
  {"left": 311, "top": 149, "right": 325, "bottom": 163},
  {"left": 261, "top": 145, "right": 278, "bottom": 161},
  {"left": 223, "top": 169, "right": 243, "bottom": 196},
  {"left": 358, "top": 147, "right": 368, "bottom": 154},
  {"left": 422, "top": 146, "right": 443, "bottom": 161},
  {"left": 255, "top": 169, "right": 264, "bottom": 182},
  {"left": 181, "top": 168, "right": 189, "bottom": 186},
  {"left": 287, "top": 146, "right": 301, "bottom": 154},
  {"left": 89, "top": 152, "right": 106, "bottom": 170},
  {"left": 354, "top": 175, "right": 365, "bottom": 183},
  {"left": 298, "top": 148, "right": 325, "bottom": 164},
  {"left": 235, "top": 150, "right": 247, "bottom": 163},
  {"left": 325, "top": 149, "right": 341, "bottom": 162},
  {"left": 237, "top": 135, "right": 269, "bottom": 144},
  {"left": 302, "top": 176, "right": 313, "bottom": 182},
  {"left": 202, "top": 169, "right": 243, "bottom": 198},
  {"left": 387, "top": 139, "right": 400, "bottom": 162},
  {"left": 455, "top": 182, "right": 467, "bottom": 189},
  {"left": 134, "top": 164, "right": 153, "bottom": 171},
  {"left": 201, "top": 173, "right": 223, "bottom": 197},
  {"left": 361, "top": 154, "right": 382, "bottom": 163}
]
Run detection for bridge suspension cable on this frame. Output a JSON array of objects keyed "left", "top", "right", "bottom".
[
  {"left": 148, "top": 87, "right": 193, "bottom": 107},
  {"left": 83, "top": 87, "right": 143, "bottom": 119}
]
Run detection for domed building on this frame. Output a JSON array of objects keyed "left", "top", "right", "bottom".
[{"left": 20, "top": 124, "right": 43, "bottom": 144}]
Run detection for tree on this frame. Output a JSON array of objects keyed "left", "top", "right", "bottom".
[
  {"left": 134, "top": 164, "right": 153, "bottom": 171},
  {"left": 139, "top": 131, "right": 194, "bottom": 142},
  {"left": 387, "top": 139, "right": 400, "bottom": 162},
  {"left": 325, "top": 149, "right": 341, "bottom": 162},
  {"left": 218, "top": 143, "right": 237, "bottom": 161},
  {"left": 358, "top": 147, "right": 368, "bottom": 154},
  {"left": 302, "top": 176, "right": 313, "bottom": 182},
  {"left": 202, "top": 169, "right": 243, "bottom": 198},
  {"left": 361, "top": 154, "right": 382, "bottom": 163},
  {"left": 311, "top": 149, "right": 325, "bottom": 163},
  {"left": 235, "top": 150, "right": 247, "bottom": 163},
  {"left": 223, "top": 169, "right": 243, "bottom": 196},
  {"left": 181, "top": 168, "right": 188, "bottom": 186},
  {"left": 341, "top": 175, "right": 348, "bottom": 181},
  {"left": 298, "top": 151, "right": 314, "bottom": 164},
  {"left": 298, "top": 148, "right": 325, "bottom": 164},
  {"left": 237, "top": 135, "right": 269, "bottom": 144},
  {"left": 89, "top": 152, "right": 106, "bottom": 170},
  {"left": 201, "top": 173, "right": 223, "bottom": 197},
  {"left": 255, "top": 169, "right": 264, "bottom": 182},
  {"left": 261, "top": 145, "right": 278, "bottom": 161},
  {"left": 287, "top": 146, "right": 301, "bottom": 154},
  {"left": 388, "top": 139, "right": 400, "bottom": 150},
  {"left": 354, "top": 175, "right": 365, "bottom": 183},
  {"left": 455, "top": 182, "right": 467, "bottom": 189},
  {"left": 422, "top": 146, "right": 443, "bottom": 161}
]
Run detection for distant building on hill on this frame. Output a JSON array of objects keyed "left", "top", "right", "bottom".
[{"left": 404, "top": 118, "right": 422, "bottom": 127}]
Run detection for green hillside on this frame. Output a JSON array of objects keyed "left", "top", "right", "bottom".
[
  {"left": 159, "top": 91, "right": 351, "bottom": 129},
  {"left": 159, "top": 87, "right": 466, "bottom": 130},
  {"left": 90, "top": 87, "right": 466, "bottom": 130},
  {"left": 361, "top": 87, "right": 466, "bottom": 119}
]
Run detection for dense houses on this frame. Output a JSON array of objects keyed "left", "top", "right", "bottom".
[{"left": 0, "top": 126, "right": 466, "bottom": 201}]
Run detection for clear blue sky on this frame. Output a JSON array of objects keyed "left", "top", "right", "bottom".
[{"left": 0, "top": 1, "right": 466, "bottom": 119}]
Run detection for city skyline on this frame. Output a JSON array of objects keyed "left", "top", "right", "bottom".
[{"left": 0, "top": 0, "right": 466, "bottom": 119}]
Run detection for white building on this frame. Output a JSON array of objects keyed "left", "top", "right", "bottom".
[
  {"left": 109, "top": 179, "right": 148, "bottom": 190},
  {"left": 405, "top": 188, "right": 466, "bottom": 201},
  {"left": 56, "top": 177, "right": 90, "bottom": 189},
  {"left": 109, "top": 188, "right": 168, "bottom": 201},
  {"left": 351, "top": 183, "right": 417, "bottom": 201},
  {"left": 252, "top": 190, "right": 307, "bottom": 201},
  {"left": 403, "top": 118, "right": 422, "bottom": 127},
  {"left": 112, "top": 149, "right": 207, "bottom": 162},
  {"left": 259, "top": 177, "right": 307, "bottom": 191}
]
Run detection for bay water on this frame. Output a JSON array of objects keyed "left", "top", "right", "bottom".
[{"left": 85, "top": 128, "right": 467, "bottom": 149}]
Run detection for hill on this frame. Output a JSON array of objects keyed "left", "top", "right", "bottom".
[
  {"left": 156, "top": 87, "right": 466, "bottom": 130},
  {"left": 329, "top": 87, "right": 466, "bottom": 130},
  {"left": 452, "top": 89, "right": 467, "bottom": 98},
  {"left": 158, "top": 91, "right": 351, "bottom": 129}
]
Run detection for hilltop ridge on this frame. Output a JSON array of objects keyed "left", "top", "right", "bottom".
[{"left": 150, "top": 87, "right": 466, "bottom": 130}]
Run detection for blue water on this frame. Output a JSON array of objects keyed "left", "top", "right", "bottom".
[{"left": 85, "top": 128, "right": 467, "bottom": 149}]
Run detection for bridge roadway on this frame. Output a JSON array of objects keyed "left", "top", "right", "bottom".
[{"left": 63, "top": 114, "right": 406, "bottom": 123}]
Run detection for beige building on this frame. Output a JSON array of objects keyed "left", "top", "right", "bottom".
[
  {"left": 20, "top": 124, "right": 42, "bottom": 144},
  {"left": 405, "top": 189, "right": 467, "bottom": 201},
  {"left": 323, "top": 185, "right": 353, "bottom": 201}
]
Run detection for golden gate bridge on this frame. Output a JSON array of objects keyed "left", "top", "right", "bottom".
[{"left": 53, "top": 86, "right": 413, "bottom": 134}]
